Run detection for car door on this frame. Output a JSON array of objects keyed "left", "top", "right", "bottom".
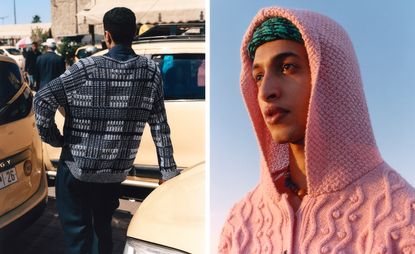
[{"left": 134, "top": 53, "right": 205, "bottom": 170}]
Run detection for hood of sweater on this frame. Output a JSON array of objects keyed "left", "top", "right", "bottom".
[{"left": 240, "top": 7, "right": 383, "bottom": 198}]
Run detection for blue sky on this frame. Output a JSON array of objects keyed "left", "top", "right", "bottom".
[
  {"left": 0, "top": 0, "right": 50, "bottom": 25},
  {"left": 210, "top": 0, "right": 415, "bottom": 252}
]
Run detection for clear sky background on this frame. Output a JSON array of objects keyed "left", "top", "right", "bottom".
[
  {"left": 0, "top": 0, "right": 51, "bottom": 25},
  {"left": 210, "top": 0, "right": 415, "bottom": 252}
]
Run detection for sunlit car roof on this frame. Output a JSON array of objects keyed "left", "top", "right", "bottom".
[
  {"left": 0, "top": 55, "right": 17, "bottom": 64},
  {"left": 94, "top": 39, "right": 204, "bottom": 56}
]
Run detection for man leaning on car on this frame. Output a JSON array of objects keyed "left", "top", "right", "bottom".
[{"left": 33, "top": 7, "right": 179, "bottom": 254}]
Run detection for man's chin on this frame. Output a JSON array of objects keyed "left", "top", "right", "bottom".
[
  {"left": 270, "top": 133, "right": 290, "bottom": 144},
  {"left": 270, "top": 130, "right": 304, "bottom": 145}
]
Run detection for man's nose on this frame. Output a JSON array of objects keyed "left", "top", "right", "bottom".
[{"left": 258, "top": 73, "right": 281, "bottom": 102}]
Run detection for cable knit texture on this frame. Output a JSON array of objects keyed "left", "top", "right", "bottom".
[{"left": 219, "top": 7, "right": 415, "bottom": 254}]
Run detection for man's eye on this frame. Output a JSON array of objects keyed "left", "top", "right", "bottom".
[
  {"left": 254, "top": 74, "right": 263, "bottom": 84},
  {"left": 282, "top": 64, "right": 295, "bottom": 73}
]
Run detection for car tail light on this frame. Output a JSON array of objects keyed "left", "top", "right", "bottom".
[{"left": 23, "top": 160, "right": 32, "bottom": 176}]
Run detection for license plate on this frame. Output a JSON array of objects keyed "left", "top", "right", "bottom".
[{"left": 0, "top": 167, "right": 18, "bottom": 190}]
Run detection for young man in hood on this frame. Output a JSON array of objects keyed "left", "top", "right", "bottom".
[{"left": 219, "top": 7, "right": 415, "bottom": 254}]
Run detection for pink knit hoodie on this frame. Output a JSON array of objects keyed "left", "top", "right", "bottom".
[{"left": 218, "top": 7, "right": 415, "bottom": 254}]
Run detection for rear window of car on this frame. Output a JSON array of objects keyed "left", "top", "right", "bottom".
[
  {"left": 153, "top": 54, "right": 205, "bottom": 100},
  {"left": 77, "top": 47, "right": 98, "bottom": 59},
  {"left": 5, "top": 48, "right": 22, "bottom": 56},
  {"left": 0, "top": 61, "right": 32, "bottom": 125}
]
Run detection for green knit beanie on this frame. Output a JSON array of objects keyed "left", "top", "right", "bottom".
[{"left": 248, "top": 17, "right": 304, "bottom": 59}]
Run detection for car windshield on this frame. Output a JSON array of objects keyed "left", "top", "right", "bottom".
[
  {"left": 0, "top": 61, "right": 32, "bottom": 125},
  {"left": 0, "top": 61, "right": 23, "bottom": 107},
  {"left": 153, "top": 54, "right": 205, "bottom": 100},
  {"left": 77, "top": 47, "right": 97, "bottom": 59},
  {"left": 5, "top": 48, "right": 22, "bottom": 56}
]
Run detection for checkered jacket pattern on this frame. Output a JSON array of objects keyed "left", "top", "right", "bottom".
[{"left": 34, "top": 55, "right": 178, "bottom": 182}]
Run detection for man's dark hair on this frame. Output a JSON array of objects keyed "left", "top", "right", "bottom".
[{"left": 103, "top": 7, "right": 137, "bottom": 45}]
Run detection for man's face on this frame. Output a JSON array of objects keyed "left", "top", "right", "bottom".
[{"left": 252, "top": 40, "right": 311, "bottom": 144}]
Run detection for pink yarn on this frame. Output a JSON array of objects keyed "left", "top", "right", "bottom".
[{"left": 219, "top": 7, "right": 415, "bottom": 254}]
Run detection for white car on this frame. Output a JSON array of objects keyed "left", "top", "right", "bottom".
[
  {"left": 121, "top": 24, "right": 205, "bottom": 254},
  {"left": 74, "top": 45, "right": 101, "bottom": 62},
  {"left": 0, "top": 47, "right": 24, "bottom": 70},
  {"left": 124, "top": 162, "right": 205, "bottom": 254}
]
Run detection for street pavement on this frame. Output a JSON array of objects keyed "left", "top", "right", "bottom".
[{"left": 3, "top": 187, "right": 141, "bottom": 254}]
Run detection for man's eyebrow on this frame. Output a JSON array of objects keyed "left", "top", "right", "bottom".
[{"left": 252, "top": 51, "right": 300, "bottom": 70}]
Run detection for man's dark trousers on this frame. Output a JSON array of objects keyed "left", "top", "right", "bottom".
[{"left": 55, "top": 160, "right": 121, "bottom": 254}]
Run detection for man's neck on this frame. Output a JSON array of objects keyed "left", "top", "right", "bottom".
[
  {"left": 107, "top": 43, "right": 132, "bottom": 50},
  {"left": 288, "top": 143, "right": 307, "bottom": 192},
  {"left": 105, "top": 43, "right": 136, "bottom": 61}
]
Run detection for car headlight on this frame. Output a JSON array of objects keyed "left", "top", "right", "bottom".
[{"left": 123, "top": 238, "right": 188, "bottom": 254}]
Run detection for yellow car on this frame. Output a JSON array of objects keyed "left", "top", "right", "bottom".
[{"left": 0, "top": 55, "right": 48, "bottom": 241}]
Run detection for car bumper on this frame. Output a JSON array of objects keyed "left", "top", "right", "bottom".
[
  {"left": 46, "top": 159, "right": 170, "bottom": 189},
  {"left": 0, "top": 172, "right": 48, "bottom": 241}
]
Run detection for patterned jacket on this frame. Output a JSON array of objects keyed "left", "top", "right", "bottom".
[{"left": 34, "top": 53, "right": 178, "bottom": 183}]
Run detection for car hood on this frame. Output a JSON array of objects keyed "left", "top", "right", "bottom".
[{"left": 127, "top": 162, "right": 205, "bottom": 253}]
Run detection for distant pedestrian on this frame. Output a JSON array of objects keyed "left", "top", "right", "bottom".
[
  {"left": 34, "top": 7, "right": 179, "bottom": 254},
  {"left": 34, "top": 38, "right": 65, "bottom": 91},
  {"left": 23, "top": 41, "right": 41, "bottom": 90}
]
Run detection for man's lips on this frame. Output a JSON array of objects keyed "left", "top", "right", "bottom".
[{"left": 264, "top": 106, "right": 289, "bottom": 124}]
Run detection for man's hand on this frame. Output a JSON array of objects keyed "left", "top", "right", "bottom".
[
  {"left": 158, "top": 179, "right": 166, "bottom": 185},
  {"left": 159, "top": 172, "right": 180, "bottom": 185},
  {"left": 58, "top": 106, "right": 66, "bottom": 117}
]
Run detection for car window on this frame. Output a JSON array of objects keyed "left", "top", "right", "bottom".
[
  {"left": 152, "top": 54, "right": 205, "bottom": 100},
  {"left": 77, "top": 47, "right": 98, "bottom": 59},
  {"left": 76, "top": 49, "right": 87, "bottom": 59},
  {"left": 5, "top": 48, "right": 22, "bottom": 56},
  {"left": 0, "top": 61, "right": 32, "bottom": 125},
  {"left": 0, "top": 49, "right": 4, "bottom": 55}
]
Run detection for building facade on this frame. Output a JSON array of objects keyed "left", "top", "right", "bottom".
[{"left": 51, "top": 0, "right": 102, "bottom": 39}]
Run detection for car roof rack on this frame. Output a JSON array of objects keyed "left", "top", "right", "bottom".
[
  {"left": 133, "top": 22, "right": 205, "bottom": 42},
  {"left": 133, "top": 35, "right": 205, "bottom": 44}
]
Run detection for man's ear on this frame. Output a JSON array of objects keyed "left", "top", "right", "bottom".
[{"left": 104, "top": 31, "right": 112, "bottom": 46}]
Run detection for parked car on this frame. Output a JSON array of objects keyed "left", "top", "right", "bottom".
[
  {"left": 0, "top": 47, "right": 24, "bottom": 70},
  {"left": 44, "top": 24, "right": 205, "bottom": 197},
  {"left": 0, "top": 55, "right": 48, "bottom": 241},
  {"left": 121, "top": 25, "right": 205, "bottom": 253},
  {"left": 74, "top": 45, "right": 100, "bottom": 62},
  {"left": 123, "top": 162, "right": 205, "bottom": 254}
]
